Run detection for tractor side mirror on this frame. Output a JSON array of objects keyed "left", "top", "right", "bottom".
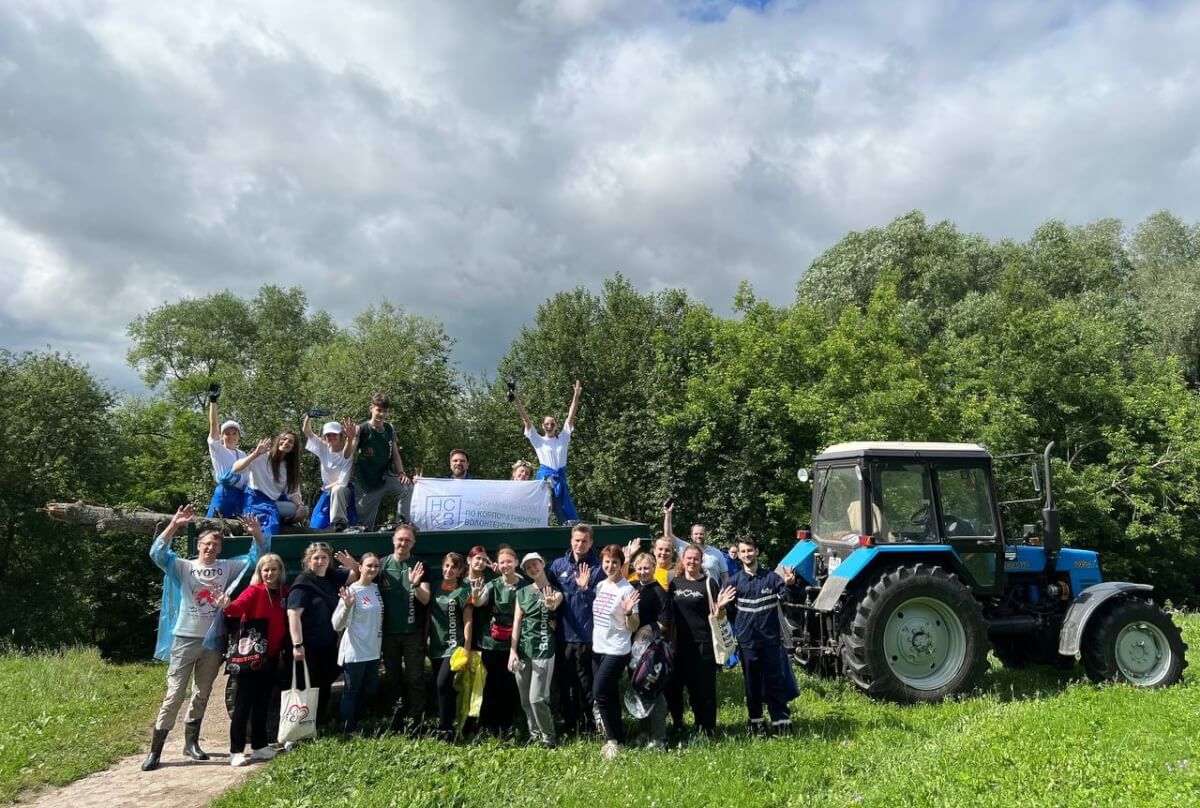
[
  {"left": 1031, "top": 461, "right": 1042, "bottom": 493},
  {"left": 797, "top": 468, "right": 810, "bottom": 483}
]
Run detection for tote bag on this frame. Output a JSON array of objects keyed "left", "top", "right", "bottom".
[
  {"left": 278, "top": 658, "right": 319, "bottom": 744},
  {"left": 706, "top": 579, "right": 737, "bottom": 665}
]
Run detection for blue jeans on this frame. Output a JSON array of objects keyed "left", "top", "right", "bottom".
[{"left": 340, "top": 660, "right": 380, "bottom": 731}]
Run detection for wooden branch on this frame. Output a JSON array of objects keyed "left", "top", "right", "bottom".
[{"left": 41, "top": 501, "right": 242, "bottom": 534}]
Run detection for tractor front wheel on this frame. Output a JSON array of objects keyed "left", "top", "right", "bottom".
[
  {"left": 1081, "top": 599, "right": 1187, "bottom": 688},
  {"left": 841, "top": 563, "right": 989, "bottom": 703}
]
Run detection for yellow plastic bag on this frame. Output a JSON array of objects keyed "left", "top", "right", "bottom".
[
  {"left": 454, "top": 650, "right": 485, "bottom": 729},
  {"left": 449, "top": 646, "right": 470, "bottom": 673}
]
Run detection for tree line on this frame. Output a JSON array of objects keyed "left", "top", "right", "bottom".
[{"left": 5, "top": 209, "right": 1200, "bottom": 658}]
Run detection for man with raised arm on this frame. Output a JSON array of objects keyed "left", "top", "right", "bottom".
[
  {"left": 548, "top": 522, "right": 604, "bottom": 735},
  {"left": 143, "top": 506, "right": 268, "bottom": 771},
  {"left": 354, "top": 393, "right": 413, "bottom": 530},
  {"left": 513, "top": 380, "right": 582, "bottom": 523},
  {"left": 663, "top": 501, "right": 728, "bottom": 587}
]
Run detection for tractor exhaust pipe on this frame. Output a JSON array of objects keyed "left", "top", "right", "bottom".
[{"left": 1042, "top": 441, "right": 1061, "bottom": 570}]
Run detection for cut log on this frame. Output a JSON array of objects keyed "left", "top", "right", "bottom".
[{"left": 41, "top": 501, "right": 243, "bottom": 534}]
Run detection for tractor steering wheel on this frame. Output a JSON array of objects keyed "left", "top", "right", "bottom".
[{"left": 907, "top": 503, "right": 930, "bottom": 525}]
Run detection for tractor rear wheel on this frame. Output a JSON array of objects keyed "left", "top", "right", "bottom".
[
  {"left": 841, "top": 563, "right": 989, "bottom": 703},
  {"left": 1081, "top": 599, "right": 1187, "bottom": 688}
]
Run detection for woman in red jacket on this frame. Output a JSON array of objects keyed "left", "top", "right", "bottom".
[{"left": 218, "top": 553, "right": 289, "bottom": 766}]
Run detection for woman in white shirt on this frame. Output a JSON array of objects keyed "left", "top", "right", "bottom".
[
  {"left": 590, "top": 543, "right": 640, "bottom": 760},
  {"left": 233, "top": 430, "right": 308, "bottom": 536},
  {"left": 332, "top": 552, "right": 383, "bottom": 734}
]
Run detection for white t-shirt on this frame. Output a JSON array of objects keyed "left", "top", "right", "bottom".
[
  {"left": 206, "top": 437, "right": 247, "bottom": 487},
  {"left": 524, "top": 423, "right": 572, "bottom": 470},
  {"left": 244, "top": 452, "right": 291, "bottom": 501},
  {"left": 305, "top": 436, "right": 353, "bottom": 488},
  {"left": 674, "top": 538, "right": 727, "bottom": 585},
  {"left": 333, "top": 582, "right": 383, "bottom": 664},
  {"left": 173, "top": 557, "right": 250, "bottom": 638},
  {"left": 592, "top": 577, "right": 636, "bottom": 655}
]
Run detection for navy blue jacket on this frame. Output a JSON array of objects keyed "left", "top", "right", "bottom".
[
  {"left": 727, "top": 566, "right": 800, "bottom": 649},
  {"left": 548, "top": 547, "right": 603, "bottom": 644}
]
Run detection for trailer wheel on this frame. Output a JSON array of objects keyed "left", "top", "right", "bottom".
[
  {"left": 1081, "top": 599, "right": 1187, "bottom": 688},
  {"left": 841, "top": 563, "right": 989, "bottom": 703}
]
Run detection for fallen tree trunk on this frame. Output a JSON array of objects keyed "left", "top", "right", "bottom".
[{"left": 42, "top": 501, "right": 243, "bottom": 534}]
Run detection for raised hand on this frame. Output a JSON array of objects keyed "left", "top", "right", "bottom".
[
  {"left": 621, "top": 590, "right": 641, "bottom": 615},
  {"left": 340, "top": 417, "right": 357, "bottom": 439},
  {"left": 334, "top": 549, "right": 359, "bottom": 571},
  {"left": 255, "top": 437, "right": 272, "bottom": 455},
  {"left": 213, "top": 591, "right": 231, "bottom": 609},
  {"left": 782, "top": 566, "right": 797, "bottom": 586},
  {"left": 543, "top": 587, "right": 563, "bottom": 610},
  {"left": 408, "top": 561, "right": 425, "bottom": 586},
  {"left": 171, "top": 504, "right": 195, "bottom": 529},
  {"left": 623, "top": 537, "right": 643, "bottom": 560},
  {"left": 714, "top": 585, "right": 737, "bottom": 613},
  {"left": 338, "top": 586, "right": 355, "bottom": 608},
  {"left": 575, "top": 563, "right": 592, "bottom": 590},
  {"left": 240, "top": 512, "right": 263, "bottom": 539}
]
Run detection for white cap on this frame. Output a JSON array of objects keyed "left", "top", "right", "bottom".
[
  {"left": 520, "top": 552, "right": 545, "bottom": 569},
  {"left": 219, "top": 420, "right": 241, "bottom": 434},
  {"left": 322, "top": 421, "right": 343, "bottom": 436}
]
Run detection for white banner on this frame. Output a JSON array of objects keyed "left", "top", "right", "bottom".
[{"left": 410, "top": 477, "right": 551, "bottom": 531}]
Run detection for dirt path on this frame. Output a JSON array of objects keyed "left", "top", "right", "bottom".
[{"left": 20, "top": 676, "right": 259, "bottom": 808}]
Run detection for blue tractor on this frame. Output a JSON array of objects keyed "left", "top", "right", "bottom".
[{"left": 779, "top": 441, "right": 1188, "bottom": 703}]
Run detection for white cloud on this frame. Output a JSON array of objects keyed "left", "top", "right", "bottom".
[{"left": 1, "top": 0, "right": 1199, "bottom": 390}]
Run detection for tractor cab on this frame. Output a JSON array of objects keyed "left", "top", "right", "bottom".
[{"left": 809, "top": 442, "right": 1004, "bottom": 593}]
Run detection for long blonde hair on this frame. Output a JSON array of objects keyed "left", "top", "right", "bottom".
[{"left": 250, "top": 553, "right": 287, "bottom": 586}]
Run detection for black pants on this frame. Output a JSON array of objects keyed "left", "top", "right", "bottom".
[
  {"left": 591, "top": 652, "right": 630, "bottom": 743},
  {"left": 231, "top": 657, "right": 278, "bottom": 752},
  {"left": 479, "top": 648, "right": 518, "bottom": 734},
  {"left": 431, "top": 656, "right": 456, "bottom": 733},
  {"left": 282, "top": 646, "right": 338, "bottom": 725},
  {"left": 556, "top": 641, "right": 594, "bottom": 734},
  {"left": 675, "top": 641, "right": 718, "bottom": 735}
]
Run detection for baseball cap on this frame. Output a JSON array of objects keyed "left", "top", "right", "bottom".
[
  {"left": 219, "top": 420, "right": 241, "bottom": 433},
  {"left": 322, "top": 421, "right": 343, "bottom": 435},
  {"left": 520, "top": 552, "right": 545, "bottom": 569}
]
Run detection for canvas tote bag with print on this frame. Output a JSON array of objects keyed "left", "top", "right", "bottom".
[
  {"left": 278, "top": 657, "right": 319, "bottom": 743},
  {"left": 705, "top": 579, "right": 737, "bottom": 665}
]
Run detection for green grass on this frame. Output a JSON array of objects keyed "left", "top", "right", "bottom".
[
  {"left": 0, "top": 647, "right": 165, "bottom": 803},
  {"left": 216, "top": 615, "right": 1200, "bottom": 808}
]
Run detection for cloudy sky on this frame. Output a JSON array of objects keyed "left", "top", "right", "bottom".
[{"left": 2, "top": 0, "right": 1199, "bottom": 391}]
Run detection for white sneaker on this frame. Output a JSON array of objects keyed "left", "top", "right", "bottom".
[
  {"left": 601, "top": 740, "right": 620, "bottom": 760},
  {"left": 249, "top": 746, "right": 278, "bottom": 762},
  {"left": 230, "top": 753, "right": 248, "bottom": 768}
]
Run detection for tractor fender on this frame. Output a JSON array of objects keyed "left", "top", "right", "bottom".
[
  {"left": 813, "top": 545, "right": 967, "bottom": 613},
  {"left": 1058, "top": 582, "right": 1154, "bottom": 656}
]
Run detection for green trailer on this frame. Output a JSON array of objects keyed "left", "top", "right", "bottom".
[{"left": 190, "top": 520, "right": 650, "bottom": 584}]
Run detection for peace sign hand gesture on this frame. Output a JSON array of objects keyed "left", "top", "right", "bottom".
[{"left": 782, "top": 566, "right": 797, "bottom": 586}]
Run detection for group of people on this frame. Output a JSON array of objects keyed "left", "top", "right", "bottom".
[
  {"left": 142, "top": 501, "right": 802, "bottom": 769},
  {"left": 204, "top": 381, "right": 584, "bottom": 536}
]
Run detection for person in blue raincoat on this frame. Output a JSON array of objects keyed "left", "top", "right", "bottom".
[
  {"left": 143, "top": 505, "right": 268, "bottom": 772},
  {"left": 513, "top": 380, "right": 582, "bottom": 523}
]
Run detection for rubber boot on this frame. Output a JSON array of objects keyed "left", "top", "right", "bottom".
[
  {"left": 141, "top": 729, "right": 169, "bottom": 771},
  {"left": 183, "top": 720, "right": 209, "bottom": 761}
]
